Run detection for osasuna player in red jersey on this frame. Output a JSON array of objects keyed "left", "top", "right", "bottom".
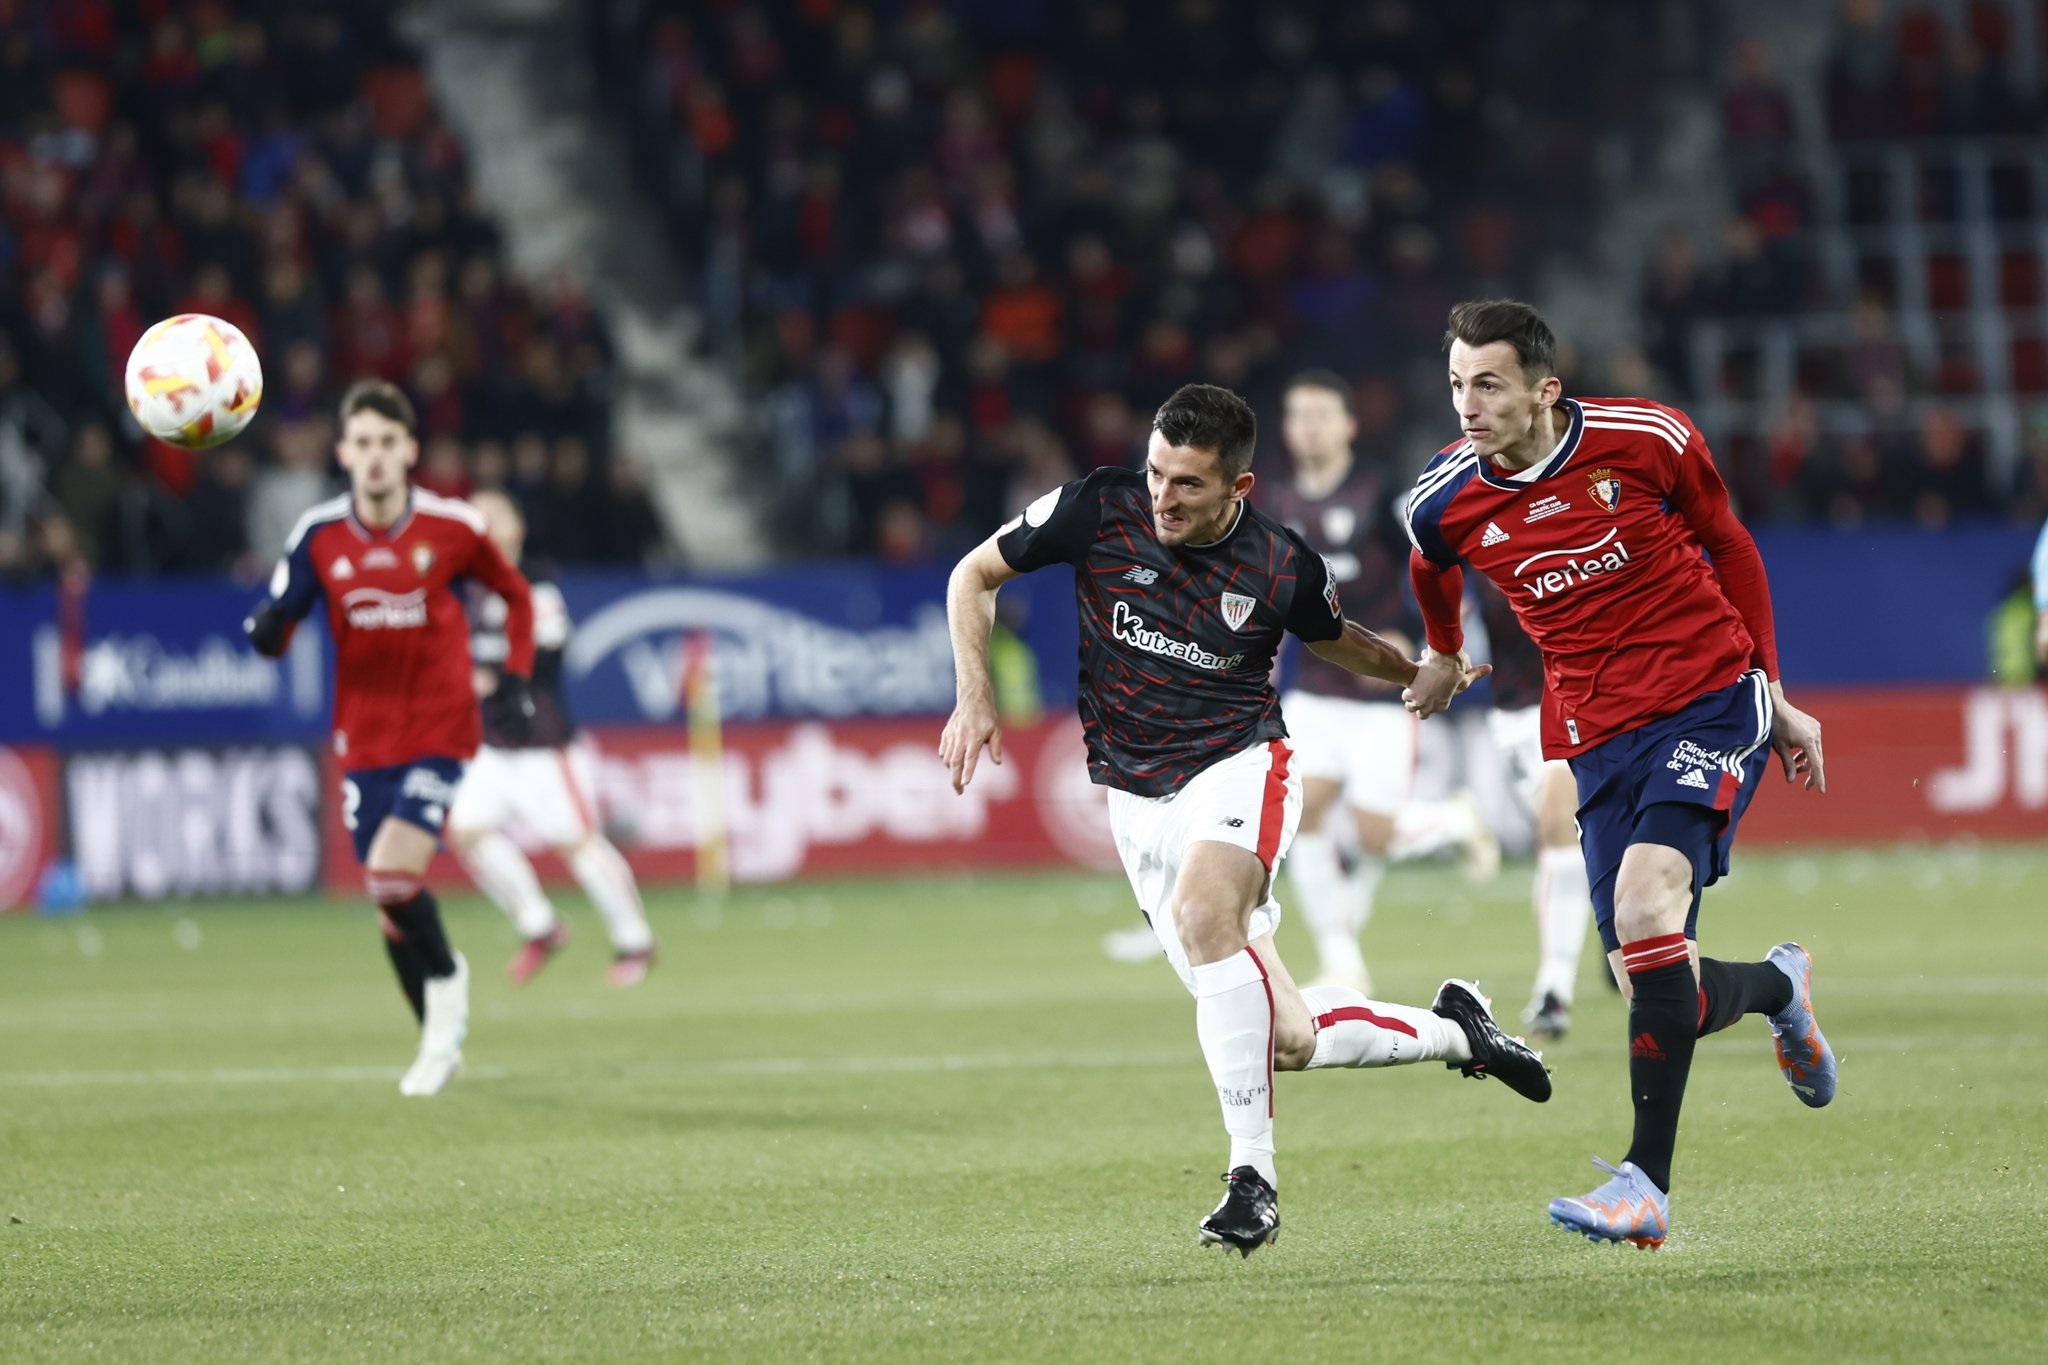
[
  {"left": 448, "top": 491, "right": 656, "bottom": 987},
  {"left": 246, "top": 381, "right": 536, "bottom": 1097},
  {"left": 942, "top": 384, "right": 1549, "bottom": 1258},
  {"left": 1401, "top": 301, "right": 1836, "bottom": 1249}
]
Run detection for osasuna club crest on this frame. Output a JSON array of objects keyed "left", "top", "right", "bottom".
[
  {"left": 1220, "top": 592, "right": 1256, "bottom": 631},
  {"left": 1588, "top": 468, "right": 1622, "bottom": 512},
  {"left": 412, "top": 543, "right": 436, "bottom": 575}
]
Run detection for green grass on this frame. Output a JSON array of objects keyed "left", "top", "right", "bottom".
[{"left": 3, "top": 848, "right": 2046, "bottom": 1362}]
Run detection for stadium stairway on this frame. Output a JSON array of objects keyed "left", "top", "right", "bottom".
[{"left": 403, "top": 0, "right": 767, "bottom": 568}]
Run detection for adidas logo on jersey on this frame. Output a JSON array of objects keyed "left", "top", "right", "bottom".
[
  {"left": 1675, "top": 767, "right": 1711, "bottom": 790},
  {"left": 1122, "top": 566, "right": 1159, "bottom": 585},
  {"left": 1480, "top": 521, "right": 1509, "bottom": 546}
]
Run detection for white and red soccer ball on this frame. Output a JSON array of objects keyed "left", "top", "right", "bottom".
[{"left": 123, "top": 312, "right": 265, "bottom": 449}]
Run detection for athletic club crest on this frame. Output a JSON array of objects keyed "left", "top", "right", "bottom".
[
  {"left": 1587, "top": 468, "right": 1622, "bottom": 512},
  {"left": 412, "top": 543, "right": 436, "bottom": 576},
  {"left": 1220, "top": 592, "right": 1256, "bottom": 631}
]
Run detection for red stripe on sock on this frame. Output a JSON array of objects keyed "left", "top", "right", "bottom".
[
  {"left": 1312, "top": 1004, "right": 1419, "bottom": 1038},
  {"left": 1255, "top": 741, "right": 1292, "bottom": 870},
  {"left": 1623, "top": 931, "right": 1690, "bottom": 975},
  {"left": 1244, "top": 944, "right": 1276, "bottom": 1118},
  {"left": 1698, "top": 986, "right": 1710, "bottom": 1032}
]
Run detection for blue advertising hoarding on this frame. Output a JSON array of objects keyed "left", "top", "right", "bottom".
[{"left": 0, "top": 523, "right": 2036, "bottom": 748}]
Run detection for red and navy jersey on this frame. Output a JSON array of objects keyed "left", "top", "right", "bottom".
[
  {"left": 1259, "top": 458, "right": 1417, "bottom": 702},
  {"left": 264, "top": 489, "right": 535, "bottom": 769},
  {"left": 1404, "top": 396, "right": 1779, "bottom": 758},
  {"left": 998, "top": 466, "right": 1344, "bottom": 797}
]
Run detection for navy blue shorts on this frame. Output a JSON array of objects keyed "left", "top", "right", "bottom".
[
  {"left": 340, "top": 757, "right": 465, "bottom": 865},
  {"left": 1570, "top": 670, "right": 1774, "bottom": 953}
]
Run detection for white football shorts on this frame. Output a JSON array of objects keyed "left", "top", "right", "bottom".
[
  {"left": 447, "top": 741, "right": 601, "bottom": 847},
  {"left": 1105, "top": 738, "right": 1301, "bottom": 995},
  {"left": 1279, "top": 690, "right": 1419, "bottom": 816}
]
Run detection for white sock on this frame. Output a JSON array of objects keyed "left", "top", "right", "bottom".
[
  {"left": 1190, "top": 949, "right": 1277, "bottom": 1187},
  {"left": 457, "top": 830, "right": 556, "bottom": 939},
  {"left": 568, "top": 837, "right": 654, "bottom": 954},
  {"left": 1285, "top": 832, "right": 1368, "bottom": 982},
  {"left": 1300, "top": 985, "right": 1467, "bottom": 1068},
  {"left": 1387, "top": 797, "right": 1480, "bottom": 861},
  {"left": 1533, "top": 845, "right": 1593, "bottom": 1003}
]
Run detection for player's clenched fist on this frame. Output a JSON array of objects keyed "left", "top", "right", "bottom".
[{"left": 939, "top": 696, "right": 1004, "bottom": 793}]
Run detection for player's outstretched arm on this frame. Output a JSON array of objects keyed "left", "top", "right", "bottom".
[
  {"left": 1306, "top": 620, "right": 1419, "bottom": 686},
  {"left": 1403, "top": 549, "right": 1474, "bottom": 718},
  {"left": 940, "top": 534, "right": 1023, "bottom": 794},
  {"left": 244, "top": 526, "right": 325, "bottom": 657}
]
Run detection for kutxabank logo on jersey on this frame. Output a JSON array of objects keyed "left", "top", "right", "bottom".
[{"left": 1109, "top": 601, "right": 1247, "bottom": 671}]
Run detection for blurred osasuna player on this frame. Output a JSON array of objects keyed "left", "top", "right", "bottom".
[
  {"left": 246, "top": 381, "right": 536, "bottom": 1097},
  {"left": 448, "top": 491, "right": 656, "bottom": 987},
  {"left": 1402, "top": 300, "right": 1835, "bottom": 1248},
  {"left": 942, "top": 383, "right": 1549, "bottom": 1258}
]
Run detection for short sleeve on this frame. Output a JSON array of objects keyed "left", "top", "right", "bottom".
[
  {"left": 996, "top": 473, "right": 1106, "bottom": 571},
  {"left": 1285, "top": 538, "right": 1345, "bottom": 642}
]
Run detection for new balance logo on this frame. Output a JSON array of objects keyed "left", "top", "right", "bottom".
[
  {"left": 1480, "top": 521, "right": 1509, "bottom": 547},
  {"left": 1221, "top": 817, "right": 1244, "bottom": 828},
  {"left": 1675, "top": 768, "right": 1710, "bottom": 790},
  {"left": 1629, "top": 1032, "right": 1668, "bottom": 1062},
  {"left": 1122, "top": 566, "right": 1159, "bottom": 585}
]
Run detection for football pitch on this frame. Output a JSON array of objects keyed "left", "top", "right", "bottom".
[{"left": 4, "top": 848, "right": 2045, "bottom": 1363}]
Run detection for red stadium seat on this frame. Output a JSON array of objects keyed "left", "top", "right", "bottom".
[
  {"left": 2010, "top": 337, "right": 2048, "bottom": 394},
  {"left": 1926, "top": 252, "right": 1971, "bottom": 311},
  {"left": 2000, "top": 251, "right": 2041, "bottom": 309}
]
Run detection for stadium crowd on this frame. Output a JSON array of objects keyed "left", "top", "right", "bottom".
[
  {"left": 1650, "top": 0, "right": 2048, "bottom": 527},
  {"left": 7, "top": 2, "right": 2048, "bottom": 582},
  {"left": 594, "top": 0, "right": 1700, "bottom": 559},
  {"left": 0, "top": 1, "right": 665, "bottom": 586}
]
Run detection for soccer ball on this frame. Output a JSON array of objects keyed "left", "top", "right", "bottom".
[{"left": 123, "top": 313, "right": 265, "bottom": 449}]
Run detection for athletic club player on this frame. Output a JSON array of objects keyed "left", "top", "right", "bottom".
[
  {"left": 246, "top": 381, "right": 536, "bottom": 1097},
  {"left": 941, "top": 383, "right": 1550, "bottom": 1258},
  {"left": 1401, "top": 300, "right": 1836, "bottom": 1248},
  {"left": 1471, "top": 574, "right": 1596, "bottom": 1040},
  {"left": 1259, "top": 369, "right": 1499, "bottom": 993},
  {"left": 448, "top": 491, "right": 657, "bottom": 987}
]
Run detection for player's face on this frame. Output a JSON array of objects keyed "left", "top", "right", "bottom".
[
  {"left": 336, "top": 410, "right": 419, "bottom": 499},
  {"left": 1448, "top": 339, "right": 1560, "bottom": 464},
  {"left": 1282, "top": 386, "right": 1356, "bottom": 467},
  {"left": 1145, "top": 431, "right": 1253, "bottom": 546}
]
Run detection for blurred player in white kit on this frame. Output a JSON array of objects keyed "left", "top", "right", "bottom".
[{"left": 448, "top": 491, "right": 658, "bottom": 987}]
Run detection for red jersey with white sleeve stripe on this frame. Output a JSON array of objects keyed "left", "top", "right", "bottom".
[
  {"left": 262, "top": 488, "right": 535, "bottom": 769},
  {"left": 1402, "top": 396, "right": 1780, "bottom": 759}
]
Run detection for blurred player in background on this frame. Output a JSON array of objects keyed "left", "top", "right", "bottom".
[
  {"left": 245, "top": 381, "right": 536, "bottom": 1096},
  {"left": 448, "top": 491, "right": 657, "bottom": 988},
  {"left": 1259, "top": 370, "right": 1498, "bottom": 993},
  {"left": 1472, "top": 576, "right": 1594, "bottom": 1039},
  {"left": 1403, "top": 300, "right": 1833, "bottom": 1249},
  {"left": 944, "top": 384, "right": 1549, "bottom": 1258}
]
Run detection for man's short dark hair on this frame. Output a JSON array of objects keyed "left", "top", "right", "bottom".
[
  {"left": 339, "top": 379, "right": 417, "bottom": 432},
  {"left": 1283, "top": 369, "right": 1354, "bottom": 413},
  {"left": 1152, "top": 383, "right": 1258, "bottom": 478},
  {"left": 1443, "top": 299, "right": 1558, "bottom": 381}
]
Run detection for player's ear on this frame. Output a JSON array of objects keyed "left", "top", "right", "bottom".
[
  {"left": 1232, "top": 470, "right": 1255, "bottom": 501},
  {"left": 1538, "top": 374, "right": 1563, "bottom": 408}
]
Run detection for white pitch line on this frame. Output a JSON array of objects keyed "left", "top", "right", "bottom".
[{"left": 0, "top": 1052, "right": 1191, "bottom": 1089}]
